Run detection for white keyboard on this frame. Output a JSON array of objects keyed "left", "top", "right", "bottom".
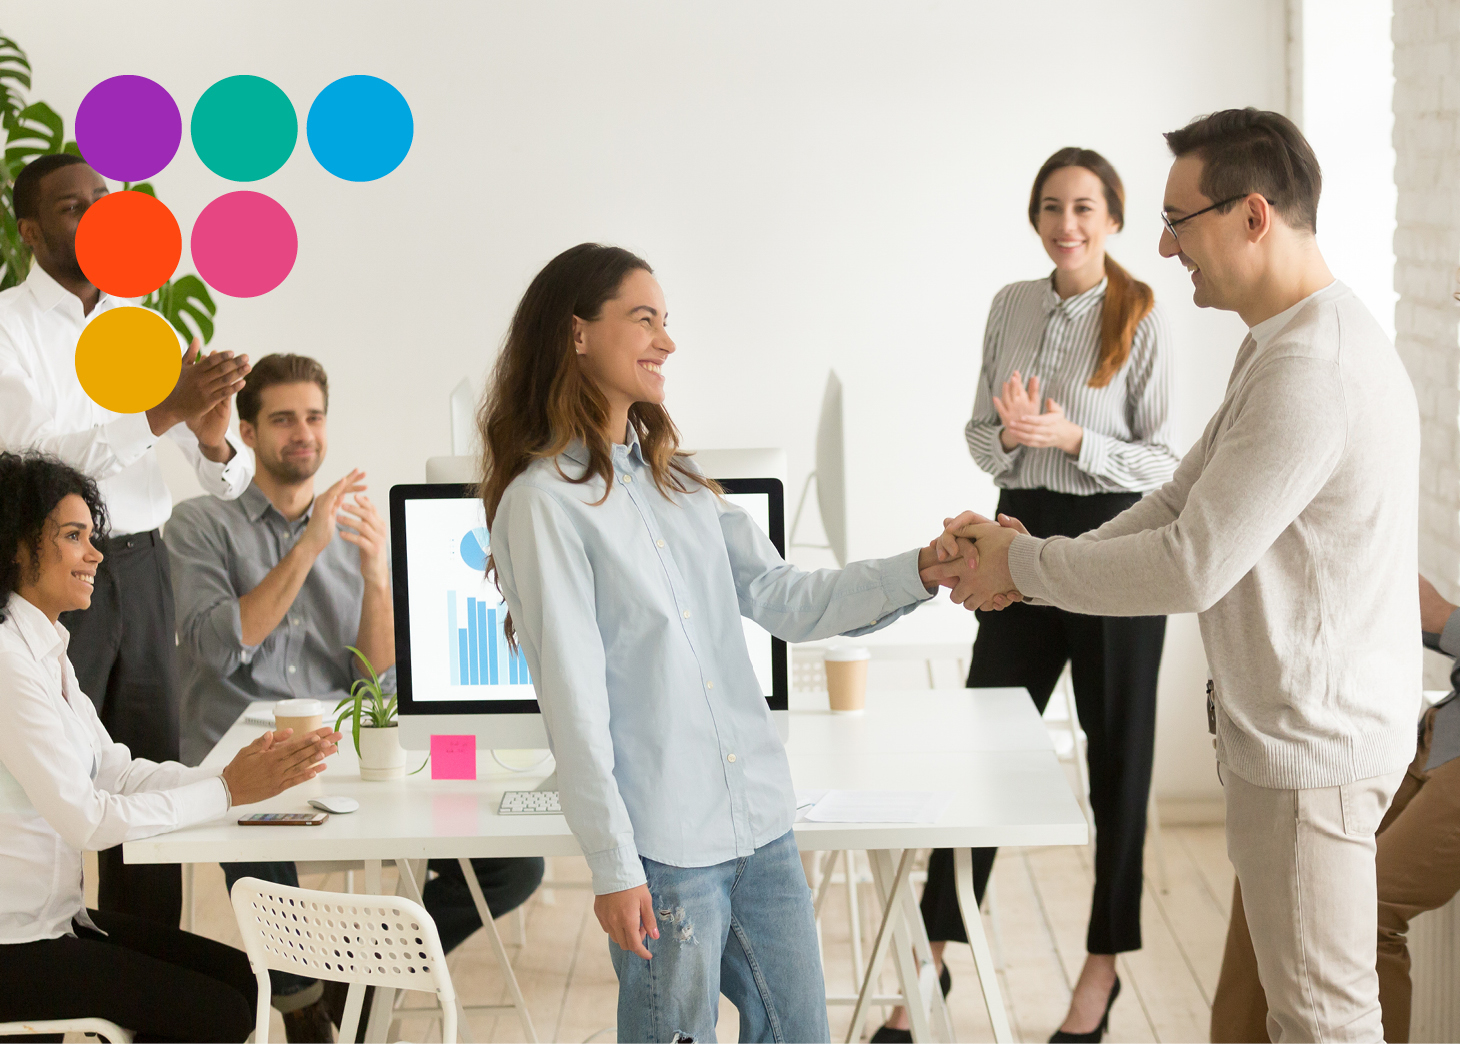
[{"left": 498, "top": 790, "right": 562, "bottom": 815}]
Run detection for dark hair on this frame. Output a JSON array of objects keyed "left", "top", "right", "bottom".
[
  {"left": 236, "top": 353, "right": 330, "bottom": 425},
  {"left": 1163, "top": 108, "right": 1322, "bottom": 233},
  {"left": 0, "top": 451, "right": 108, "bottom": 624},
  {"left": 478, "top": 243, "right": 716, "bottom": 645},
  {"left": 12, "top": 153, "right": 90, "bottom": 223},
  {"left": 1028, "top": 147, "right": 1155, "bottom": 388}
]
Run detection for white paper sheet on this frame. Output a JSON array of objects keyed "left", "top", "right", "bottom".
[{"left": 802, "top": 789, "right": 953, "bottom": 824}]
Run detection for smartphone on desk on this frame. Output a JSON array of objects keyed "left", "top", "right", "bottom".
[{"left": 238, "top": 812, "right": 328, "bottom": 826}]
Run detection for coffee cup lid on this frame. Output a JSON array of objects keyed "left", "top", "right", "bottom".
[
  {"left": 274, "top": 698, "right": 323, "bottom": 716},
  {"left": 824, "top": 645, "right": 871, "bottom": 662}
]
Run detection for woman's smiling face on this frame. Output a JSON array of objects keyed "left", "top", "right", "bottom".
[
  {"left": 14, "top": 493, "right": 103, "bottom": 621},
  {"left": 1036, "top": 165, "right": 1120, "bottom": 275},
  {"left": 573, "top": 268, "right": 676, "bottom": 427}
]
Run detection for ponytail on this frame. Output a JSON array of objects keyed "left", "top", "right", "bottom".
[{"left": 1091, "top": 255, "right": 1154, "bottom": 389}]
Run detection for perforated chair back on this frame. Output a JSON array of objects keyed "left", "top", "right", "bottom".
[
  {"left": 230, "top": 876, "right": 458, "bottom": 1043},
  {"left": 0, "top": 1018, "right": 131, "bottom": 1042}
]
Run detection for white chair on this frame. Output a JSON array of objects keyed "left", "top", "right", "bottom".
[
  {"left": 0, "top": 1018, "right": 132, "bottom": 1042},
  {"left": 230, "top": 876, "right": 462, "bottom": 1044}
]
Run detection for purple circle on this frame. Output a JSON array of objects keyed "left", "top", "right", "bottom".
[{"left": 75, "top": 76, "right": 181, "bottom": 182}]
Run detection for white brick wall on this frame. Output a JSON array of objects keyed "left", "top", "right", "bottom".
[{"left": 1394, "top": 0, "right": 1460, "bottom": 693}]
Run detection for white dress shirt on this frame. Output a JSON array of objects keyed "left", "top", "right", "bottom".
[
  {"left": 0, "top": 594, "right": 228, "bottom": 943},
  {"left": 0, "top": 265, "right": 252, "bottom": 535}
]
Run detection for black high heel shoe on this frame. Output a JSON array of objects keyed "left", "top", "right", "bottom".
[
  {"left": 868, "top": 965, "right": 952, "bottom": 1043},
  {"left": 1048, "top": 975, "right": 1120, "bottom": 1043}
]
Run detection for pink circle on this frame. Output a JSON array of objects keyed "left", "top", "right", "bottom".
[{"left": 190, "top": 191, "right": 298, "bottom": 297}]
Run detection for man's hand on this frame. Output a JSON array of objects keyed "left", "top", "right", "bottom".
[
  {"left": 594, "top": 883, "right": 658, "bottom": 960},
  {"left": 1002, "top": 397, "right": 1084, "bottom": 456},
  {"left": 338, "top": 485, "right": 390, "bottom": 589},
  {"left": 220, "top": 726, "right": 341, "bottom": 806},
  {"left": 301, "top": 469, "right": 366, "bottom": 557},
  {"left": 146, "top": 342, "right": 251, "bottom": 435},
  {"left": 1420, "top": 575, "right": 1456, "bottom": 634},
  {"left": 993, "top": 372, "right": 1042, "bottom": 451},
  {"left": 921, "top": 536, "right": 978, "bottom": 590}
]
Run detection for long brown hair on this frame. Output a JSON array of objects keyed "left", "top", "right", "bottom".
[
  {"left": 1028, "top": 147, "right": 1155, "bottom": 389},
  {"left": 479, "top": 243, "right": 716, "bottom": 641}
]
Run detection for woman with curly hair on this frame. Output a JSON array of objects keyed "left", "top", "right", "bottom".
[{"left": 0, "top": 451, "right": 342, "bottom": 1042}]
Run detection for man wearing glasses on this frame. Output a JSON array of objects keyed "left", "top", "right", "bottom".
[{"left": 927, "top": 108, "right": 1420, "bottom": 1042}]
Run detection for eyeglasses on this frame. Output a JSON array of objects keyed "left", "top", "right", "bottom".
[{"left": 1161, "top": 194, "right": 1269, "bottom": 242}]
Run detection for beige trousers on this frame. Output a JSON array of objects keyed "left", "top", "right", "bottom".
[
  {"left": 1212, "top": 710, "right": 1460, "bottom": 1043},
  {"left": 1221, "top": 763, "right": 1405, "bottom": 1043}
]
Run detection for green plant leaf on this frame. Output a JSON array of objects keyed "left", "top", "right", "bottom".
[
  {"left": 4, "top": 100, "right": 64, "bottom": 181},
  {"left": 409, "top": 753, "right": 431, "bottom": 775},
  {"left": 143, "top": 274, "right": 216, "bottom": 345},
  {"left": 347, "top": 645, "right": 382, "bottom": 692},
  {"left": 122, "top": 181, "right": 156, "bottom": 197},
  {"left": 0, "top": 36, "right": 32, "bottom": 129}
]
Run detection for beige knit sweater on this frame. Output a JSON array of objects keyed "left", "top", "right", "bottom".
[{"left": 1007, "top": 281, "right": 1421, "bottom": 790}]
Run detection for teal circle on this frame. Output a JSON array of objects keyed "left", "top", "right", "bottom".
[{"left": 191, "top": 75, "right": 297, "bottom": 181}]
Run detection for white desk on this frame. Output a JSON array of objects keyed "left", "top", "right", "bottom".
[{"left": 127, "top": 687, "right": 1085, "bottom": 1043}]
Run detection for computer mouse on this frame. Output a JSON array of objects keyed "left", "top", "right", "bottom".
[{"left": 308, "top": 796, "right": 359, "bottom": 814}]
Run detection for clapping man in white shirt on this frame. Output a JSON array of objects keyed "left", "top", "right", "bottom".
[{"left": 0, "top": 153, "right": 256, "bottom": 928}]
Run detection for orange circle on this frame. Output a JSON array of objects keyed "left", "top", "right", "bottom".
[
  {"left": 75, "top": 307, "right": 181, "bottom": 413},
  {"left": 75, "top": 191, "right": 181, "bottom": 298}
]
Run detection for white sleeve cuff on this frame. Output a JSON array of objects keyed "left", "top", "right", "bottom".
[
  {"left": 106, "top": 412, "right": 160, "bottom": 468},
  {"left": 585, "top": 843, "right": 647, "bottom": 895}
]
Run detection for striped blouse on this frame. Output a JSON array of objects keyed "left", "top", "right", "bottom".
[{"left": 964, "top": 275, "right": 1178, "bottom": 495}]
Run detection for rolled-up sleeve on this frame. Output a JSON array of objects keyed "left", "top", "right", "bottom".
[
  {"left": 717, "top": 500, "right": 932, "bottom": 641},
  {"left": 165, "top": 501, "right": 254, "bottom": 677},
  {"left": 493, "top": 486, "right": 644, "bottom": 894}
]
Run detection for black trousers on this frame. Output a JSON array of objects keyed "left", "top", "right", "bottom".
[
  {"left": 0, "top": 908, "right": 255, "bottom": 1043},
  {"left": 58, "top": 530, "right": 183, "bottom": 926},
  {"left": 920, "top": 488, "right": 1166, "bottom": 955}
]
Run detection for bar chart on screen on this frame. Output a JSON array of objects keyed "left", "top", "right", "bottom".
[{"left": 445, "top": 589, "right": 531, "bottom": 686}]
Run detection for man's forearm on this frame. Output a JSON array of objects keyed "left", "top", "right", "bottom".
[
  {"left": 353, "top": 580, "right": 395, "bottom": 674},
  {"left": 238, "top": 541, "right": 319, "bottom": 646}
]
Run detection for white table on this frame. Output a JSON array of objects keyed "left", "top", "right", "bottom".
[{"left": 127, "top": 687, "right": 1085, "bottom": 1043}]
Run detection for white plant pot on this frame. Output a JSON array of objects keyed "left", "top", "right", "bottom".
[{"left": 357, "top": 725, "right": 406, "bottom": 781}]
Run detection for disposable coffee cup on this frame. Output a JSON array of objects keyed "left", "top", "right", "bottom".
[
  {"left": 273, "top": 698, "right": 324, "bottom": 737},
  {"left": 824, "top": 646, "right": 871, "bottom": 714}
]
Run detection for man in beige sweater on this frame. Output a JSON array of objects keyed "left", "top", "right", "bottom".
[{"left": 930, "top": 109, "right": 1421, "bottom": 1042}]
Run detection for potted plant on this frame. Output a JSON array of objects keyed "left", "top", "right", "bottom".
[{"left": 335, "top": 646, "right": 406, "bottom": 781}]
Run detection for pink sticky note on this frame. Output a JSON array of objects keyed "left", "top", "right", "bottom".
[{"left": 431, "top": 735, "right": 477, "bottom": 780}]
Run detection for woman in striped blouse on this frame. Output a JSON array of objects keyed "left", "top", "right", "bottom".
[{"left": 876, "top": 148, "right": 1178, "bottom": 1044}]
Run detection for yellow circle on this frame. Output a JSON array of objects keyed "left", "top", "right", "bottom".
[{"left": 75, "top": 307, "right": 181, "bottom": 413}]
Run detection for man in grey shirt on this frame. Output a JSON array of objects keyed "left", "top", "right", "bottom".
[{"left": 166, "top": 354, "right": 542, "bottom": 1042}]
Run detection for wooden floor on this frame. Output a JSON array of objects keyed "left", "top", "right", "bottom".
[{"left": 145, "top": 821, "right": 1235, "bottom": 1043}]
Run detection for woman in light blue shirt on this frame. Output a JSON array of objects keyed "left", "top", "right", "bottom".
[{"left": 482, "top": 243, "right": 948, "bottom": 1043}]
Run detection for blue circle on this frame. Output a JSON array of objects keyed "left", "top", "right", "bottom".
[
  {"left": 306, "top": 75, "right": 413, "bottom": 181},
  {"left": 460, "top": 527, "right": 489, "bottom": 571}
]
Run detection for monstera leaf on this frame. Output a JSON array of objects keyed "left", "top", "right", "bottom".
[
  {"left": 145, "top": 275, "right": 217, "bottom": 345},
  {"left": 0, "top": 35, "right": 31, "bottom": 128}
]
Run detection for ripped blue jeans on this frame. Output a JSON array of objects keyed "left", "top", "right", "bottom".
[{"left": 609, "top": 830, "right": 829, "bottom": 1043}]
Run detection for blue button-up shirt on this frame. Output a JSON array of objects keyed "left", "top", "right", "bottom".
[{"left": 491, "top": 431, "right": 933, "bottom": 893}]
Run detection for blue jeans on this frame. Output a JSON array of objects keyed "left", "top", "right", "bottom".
[
  {"left": 609, "top": 830, "right": 828, "bottom": 1044},
  {"left": 223, "top": 857, "right": 544, "bottom": 1000}
]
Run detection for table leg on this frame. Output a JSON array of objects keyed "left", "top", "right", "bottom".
[
  {"left": 954, "top": 848, "right": 1013, "bottom": 1043},
  {"left": 460, "top": 857, "right": 540, "bottom": 1043},
  {"left": 845, "top": 849, "right": 915, "bottom": 1044},
  {"left": 866, "top": 850, "right": 943, "bottom": 1044}
]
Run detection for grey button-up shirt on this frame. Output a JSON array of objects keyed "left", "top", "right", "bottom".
[
  {"left": 1420, "top": 610, "right": 1460, "bottom": 771},
  {"left": 166, "top": 484, "right": 395, "bottom": 765},
  {"left": 491, "top": 429, "right": 933, "bottom": 894}
]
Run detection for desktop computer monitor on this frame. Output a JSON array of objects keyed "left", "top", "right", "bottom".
[{"left": 390, "top": 478, "right": 789, "bottom": 750}]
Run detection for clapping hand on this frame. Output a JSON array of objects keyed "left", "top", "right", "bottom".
[
  {"left": 220, "top": 726, "right": 342, "bottom": 806},
  {"left": 337, "top": 484, "right": 390, "bottom": 589},
  {"left": 993, "top": 371, "right": 1083, "bottom": 455}
]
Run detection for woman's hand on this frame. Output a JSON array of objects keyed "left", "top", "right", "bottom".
[
  {"left": 1002, "top": 396, "right": 1084, "bottom": 456},
  {"left": 594, "top": 883, "right": 658, "bottom": 959},
  {"left": 220, "top": 727, "right": 341, "bottom": 807},
  {"left": 992, "top": 372, "right": 1042, "bottom": 451}
]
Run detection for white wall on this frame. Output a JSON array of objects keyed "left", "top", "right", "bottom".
[{"left": 4, "top": 0, "right": 1293, "bottom": 806}]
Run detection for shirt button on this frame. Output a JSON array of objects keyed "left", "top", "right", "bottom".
[
  {"left": 657, "top": 540, "right": 665, "bottom": 548},
  {"left": 706, "top": 681, "right": 714, "bottom": 690},
  {"left": 288, "top": 665, "right": 297, "bottom": 674},
  {"left": 622, "top": 474, "right": 633, "bottom": 483},
  {"left": 727, "top": 754, "right": 736, "bottom": 763},
  {"left": 683, "top": 610, "right": 691, "bottom": 619}
]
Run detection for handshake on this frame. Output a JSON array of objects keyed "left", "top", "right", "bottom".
[{"left": 918, "top": 510, "right": 1029, "bottom": 612}]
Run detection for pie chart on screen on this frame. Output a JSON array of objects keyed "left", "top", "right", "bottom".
[{"left": 459, "top": 527, "right": 490, "bottom": 571}]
